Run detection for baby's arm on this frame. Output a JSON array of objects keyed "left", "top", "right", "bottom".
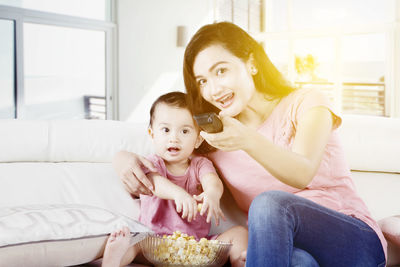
[
  {"left": 194, "top": 172, "right": 225, "bottom": 225},
  {"left": 147, "top": 172, "right": 198, "bottom": 222}
]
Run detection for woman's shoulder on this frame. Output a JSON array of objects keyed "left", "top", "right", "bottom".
[
  {"left": 282, "top": 87, "right": 342, "bottom": 129},
  {"left": 278, "top": 87, "right": 332, "bottom": 110},
  {"left": 283, "top": 87, "right": 325, "bottom": 101}
]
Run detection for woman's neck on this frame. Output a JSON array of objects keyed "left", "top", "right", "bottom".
[
  {"left": 236, "top": 91, "right": 280, "bottom": 129},
  {"left": 164, "top": 158, "right": 190, "bottom": 176}
]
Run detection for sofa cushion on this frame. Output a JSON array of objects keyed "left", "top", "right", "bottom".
[
  {"left": 0, "top": 120, "right": 49, "bottom": 162},
  {"left": 0, "top": 162, "right": 141, "bottom": 220},
  {"left": 340, "top": 115, "right": 400, "bottom": 173},
  {"left": 0, "top": 204, "right": 151, "bottom": 267},
  {"left": 0, "top": 120, "right": 153, "bottom": 162},
  {"left": 351, "top": 171, "right": 400, "bottom": 221}
]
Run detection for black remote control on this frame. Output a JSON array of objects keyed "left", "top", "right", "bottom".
[{"left": 193, "top": 112, "right": 223, "bottom": 133}]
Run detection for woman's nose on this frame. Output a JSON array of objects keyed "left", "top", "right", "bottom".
[{"left": 209, "top": 79, "right": 224, "bottom": 98}]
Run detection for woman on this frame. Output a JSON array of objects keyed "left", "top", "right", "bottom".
[{"left": 114, "top": 22, "right": 386, "bottom": 266}]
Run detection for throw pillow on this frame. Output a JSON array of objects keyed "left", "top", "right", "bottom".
[{"left": 0, "top": 204, "right": 152, "bottom": 266}]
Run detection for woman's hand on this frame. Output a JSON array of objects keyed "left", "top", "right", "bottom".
[
  {"left": 112, "top": 151, "right": 157, "bottom": 197},
  {"left": 174, "top": 191, "right": 198, "bottom": 222},
  {"left": 200, "top": 116, "right": 256, "bottom": 152},
  {"left": 193, "top": 192, "right": 225, "bottom": 226}
]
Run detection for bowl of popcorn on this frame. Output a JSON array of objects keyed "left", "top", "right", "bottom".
[{"left": 139, "top": 231, "right": 232, "bottom": 267}]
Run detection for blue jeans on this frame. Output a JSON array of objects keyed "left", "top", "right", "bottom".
[{"left": 246, "top": 191, "right": 385, "bottom": 267}]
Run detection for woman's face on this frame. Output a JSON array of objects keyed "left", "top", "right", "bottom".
[{"left": 193, "top": 44, "right": 256, "bottom": 117}]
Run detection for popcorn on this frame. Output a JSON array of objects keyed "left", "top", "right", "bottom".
[
  {"left": 197, "top": 203, "right": 203, "bottom": 212},
  {"left": 152, "top": 231, "right": 220, "bottom": 265}
]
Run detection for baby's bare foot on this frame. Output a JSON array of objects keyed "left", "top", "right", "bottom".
[
  {"left": 232, "top": 250, "right": 247, "bottom": 267},
  {"left": 240, "top": 250, "right": 247, "bottom": 261},
  {"left": 102, "top": 226, "right": 131, "bottom": 267}
]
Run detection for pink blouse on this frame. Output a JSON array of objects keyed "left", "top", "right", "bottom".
[{"left": 208, "top": 88, "right": 387, "bottom": 258}]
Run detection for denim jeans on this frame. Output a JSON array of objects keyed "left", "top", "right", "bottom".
[{"left": 246, "top": 191, "right": 385, "bottom": 267}]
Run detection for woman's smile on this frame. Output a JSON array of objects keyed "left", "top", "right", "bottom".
[{"left": 215, "top": 92, "right": 234, "bottom": 108}]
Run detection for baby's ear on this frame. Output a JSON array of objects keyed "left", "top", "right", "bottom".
[
  {"left": 194, "top": 134, "right": 204, "bottom": 149},
  {"left": 148, "top": 127, "right": 154, "bottom": 138}
]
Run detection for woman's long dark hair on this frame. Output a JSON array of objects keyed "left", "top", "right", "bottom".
[{"left": 183, "top": 22, "right": 295, "bottom": 115}]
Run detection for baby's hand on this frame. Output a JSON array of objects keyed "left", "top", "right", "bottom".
[
  {"left": 174, "top": 191, "right": 198, "bottom": 222},
  {"left": 193, "top": 192, "right": 225, "bottom": 226}
]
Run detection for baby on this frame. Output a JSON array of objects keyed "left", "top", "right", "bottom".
[{"left": 102, "top": 92, "right": 247, "bottom": 267}]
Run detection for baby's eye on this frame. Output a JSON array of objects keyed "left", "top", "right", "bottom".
[
  {"left": 162, "top": 127, "right": 169, "bottom": 133},
  {"left": 216, "top": 67, "right": 227, "bottom": 75}
]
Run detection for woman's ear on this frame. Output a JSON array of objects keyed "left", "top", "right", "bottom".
[
  {"left": 194, "top": 134, "right": 204, "bottom": 149},
  {"left": 247, "top": 53, "right": 258, "bottom": 75}
]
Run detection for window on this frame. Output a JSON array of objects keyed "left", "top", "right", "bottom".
[
  {"left": 294, "top": 37, "right": 335, "bottom": 83},
  {"left": 0, "top": 1, "right": 115, "bottom": 119},
  {"left": 0, "top": 0, "right": 110, "bottom": 20},
  {"left": 0, "top": 19, "right": 14, "bottom": 119},
  {"left": 260, "top": 0, "right": 400, "bottom": 117},
  {"left": 214, "top": 0, "right": 263, "bottom": 32},
  {"left": 291, "top": 0, "right": 393, "bottom": 30},
  {"left": 23, "top": 23, "right": 106, "bottom": 119},
  {"left": 341, "top": 33, "right": 386, "bottom": 116},
  {"left": 293, "top": 37, "right": 336, "bottom": 101},
  {"left": 264, "top": 39, "right": 289, "bottom": 77}
]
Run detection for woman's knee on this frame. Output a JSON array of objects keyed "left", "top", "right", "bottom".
[
  {"left": 249, "top": 190, "right": 292, "bottom": 215},
  {"left": 248, "top": 190, "right": 297, "bottom": 231},
  {"left": 291, "top": 247, "right": 319, "bottom": 267}
]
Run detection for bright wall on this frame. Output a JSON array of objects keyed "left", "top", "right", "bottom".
[{"left": 117, "top": 0, "right": 213, "bottom": 122}]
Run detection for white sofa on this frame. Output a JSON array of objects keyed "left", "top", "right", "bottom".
[{"left": 0, "top": 115, "right": 399, "bottom": 266}]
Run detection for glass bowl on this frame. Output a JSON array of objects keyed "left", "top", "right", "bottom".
[{"left": 139, "top": 234, "right": 232, "bottom": 267}]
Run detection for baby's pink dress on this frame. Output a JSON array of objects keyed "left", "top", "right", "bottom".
[
  {"left": 139, "top": 154, "right": 217, "bottom": 240},
  {"left": 208, "top": 88, "right": 387, "bottom": 258}
]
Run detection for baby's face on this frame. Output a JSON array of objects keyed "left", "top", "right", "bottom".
[{"left": 150, "top": 103, "right": 201, "bottom": 165}]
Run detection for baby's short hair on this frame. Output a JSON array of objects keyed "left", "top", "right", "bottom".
[{"left": 149, "top": 91, "right": 190, "bottom": 126}]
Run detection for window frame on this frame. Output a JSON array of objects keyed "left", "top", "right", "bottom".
[
  {"left": 0, "top": 3, "right": 117, "bottom": 119},
  {"left": 256, "top": 0, "right": 400, "bottom": 118},
  {"left": 213, "top": 0, "right": 263, "bottom": 33}
]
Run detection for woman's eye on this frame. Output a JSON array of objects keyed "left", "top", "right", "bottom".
[
  {"left": 182, "top": 129, "right": 189, "bottom": 134},
  {"left": 197, "top": 79, "right": 206, "bottom": 87},
  {"left": 216, "top": 68, "right": 227, "bottom": 75},
  {"left": 162, "top": 127, "right": 169, "bottom": 133}
]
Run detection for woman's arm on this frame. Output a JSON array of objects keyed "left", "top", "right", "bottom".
[
  {"left": 246, "top": 106, "right": 333, "bottom": 188},
  {"left": 147, "top": 172, "right": 198, "bottom": 222},
  {"left": 201, "top": 106, "right": 334, "bottom": 189},
  {"left": 112, "top": 150, "right": 156, "bottom": 196}
]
